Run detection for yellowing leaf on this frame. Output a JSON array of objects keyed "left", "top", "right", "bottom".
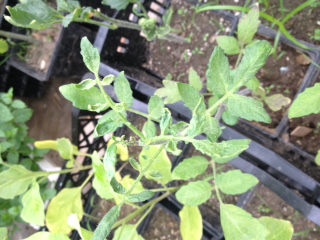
[
  {"left": 139, "top": 145, "right": 172, "bottom": 185},
  {"left": 113, "top": 224, "right": 143, "bottom": 240},
  {"left": 107, "top": 138, "right": 129, "bottom": 161},
  {"left": 21, "top": 181, "right": 45, "bottom": 226},
  {"left": 23, "top": 232, "right": 70, "bottom": 240},
  {"left": 264, "top": 94, "right": 291, "bottom": 112},
  {"left": 46, "top": 187, "right": 83, "bottom": 234},
  {"left": 34, "top": 140, "right": 58, "bottom": 151},
  {"left": 179, "top": 206, "right": 202, "bottom": 240},
  {"left": 68, "top": 214, "right": 94, "bottom": 240},
  {"left": 220, "top": 204, "right": 269, "bottom": 240},
  {"left": 259, "top": 217, "right": 293, "bottom": 240}
]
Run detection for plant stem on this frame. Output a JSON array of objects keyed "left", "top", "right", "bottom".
[
  {"left": 207, "top": 91, "right": 232, "bottom": 116},
  {"left": 94, "top": 73, "right": 146, "bottom": 141},
  {"left": 112, "top": 190, "right": 174, "bottom": 229},
  {"left": 211, "top": 161, "right": 223, "bottom": 204},
  {"left": 83, "top": 212, "right": 101, "bottom": 222},
  {"left": 47, "top": 165, "right": 92, "bottom": 176},
  {"left": 93, "top": 11, "right": 142, "bottom": 31},
  {"left": 0, "top": 30, "right": 37, "bottom": 43},
  {"left": 80, "top": 170, "right": 94, "bottom": 189},
  {"left": 134, "top": 203, "right": 155, "bottom": 228}
]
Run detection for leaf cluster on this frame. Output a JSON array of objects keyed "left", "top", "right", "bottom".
[{"left": 0, "top": 35, "right": 294, "bottom": 240}]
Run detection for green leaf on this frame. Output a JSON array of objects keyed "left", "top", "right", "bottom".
[
  {"left": 155, "top": 80, "right": 181, "bottom": 104},
  {"left": 120, "top": 175, "right": 145, "bottom": 194},
  {"left": 188, "top": 67, "right": 202, "bottom": 91},
  {"left": 222, "top": 110, "right": 239, "bottom": 125},
  {"left": 101, "top": 0, "right": 130, "bottom": 10},
  {"left": 5, "top": 0, "right": 60, "bottom": 30},
  {"left": 265, "top": 94, "right": 291, "bottom": 112},
  {"left": 216, "top": 170, "right": 259, "bottom": 195},
  {"left": 113, "top": 224, "right": 143, "bottom": 240},
  {"left": 127, "top": 191, "right": 155, "bottom": 203},
  {"left": 0, "top": 165, "right": 38, "bottom": 199},
  {"left": 46, "top": 187, "right": 83, "bottom": 234},
  {"left": 178, "top": 83, "right": 205, "bottom": 112},
  {"left": 114, "top": 72, "right": 134, "bottom": 107},
  {"left": 12, "top": 108, "right": 33, "bottom": 123},
  {"left": 139, "top": 145, "right": 172, "bottom": 185},
  {"left": 80, "top": 37, "right": 100, "bottom": 74},
  {"left": 76, "top": 79, "right": 96, "bottom": 90},
  {"left": 192, "top": 139, "right": 250, "bottom": 164},
  {"left": 110, "top": 177, "right": 126, "bottom": 194},
  {"left": 104, "top": 144, "right": 117, "bottom": 181},
  {"left": 245, "top": 77, "right": 260, "bottom": 92},
  {"left": 172, "top": 156, "right": 208, "bottom": 180},
  {"left": 142, "top": 120, "right": 157, "bottom": 138},
  {"left": 233, "top": 40, "right": 272, "bottom": 88},
  {"left": 21, "top": 181, "right": 45, "bottom": 226},
  {"left": 24, "top": 232, "right": 70, "bottom": 240},
  {"left": 0, "top": 103, "right": 13, "bottom": 122},
  {"left": 216, "top": 36, "right": 240, "bottom": 55},
  {"left": 92, "top": 151, "right": 115, "bottom": 200},
  {"left": 206, "top": 47, "right": 231, "bottom": 98},
  {"left": 7, "top": 151, "right": 19, "bottom": 164},
  {"left": 179, "top": 206, "right": 202, "bottom": 240},
  {"left": 259, "top": 217, "right": 293, "bottom": 240},
  {"left": 160, "top": 108, "right": 172, "bottom": 135},
  {"left": 228, "top": 94, "right": 271, "bottom": 123},
  {"left": 57, "top": 0, "right": 80, "bottom": 12},
  {"left": 129, "top": 158, "right": 141, "bottom": 172},
  {"left": 101, "top": 75, "right": 115, "bottom": 86},
  {"left": 148, "top": 95, "right": 164, "bottom": 120},
  {"left": 289, "top": 83, "right": 320, "bottom": 118},
  {"left": 93, "top": 205, "right": 121, "bottom": 240},
  {"left": 220, "top": 204, "right": 269, "bottom": 240},
  {"left": 60, "top": 84, "right": 106, "bottom": 111},
  {"left": 204, "top": 116, "right": 221, "bottom": 142},
  {"left": 238, "top": 7, "right": 261, "bottom": 45},
  {"left": 0, "top": 39, "right": 9, "bottom": 54},
  {"left": 56, "top": 138, "right": 74, "bottom": 160},
  {"left": 0, "top": 227, "right": 7, "bottom": 240},
  {"left": 62, "top": 12, "right": 75, "bottom": 27},
  {"left": 166, "top": 141, "right": 182, "bottom": 156},
  {"left": 68, "top": 214, "right": 93, "bottom": 240},
  {"left": 95, "top": 110, "right": 125, "bottom": 137},
  {"left": 176, "top": 181, "right": 212, "bottom": 206},
  {"left": 188, "top": 99, "right": 207, "bottom": 137},
  {"left": 11, "top": 99, "right": 27, "bottom": 109}
]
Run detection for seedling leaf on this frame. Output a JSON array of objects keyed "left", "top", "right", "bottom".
[
  {"left": 21, "top": 181, "right": 45, "bottom": 226},
  {"left": 233, "top": 40, "right": 272, "bottom": 88},
  {"left": 93, "top": 205, "right": 121, "bottom": 240},
  {"left": 127, "top": 191, "right": 155, "bottom": 203},
  {"left": 264, "top": 94, "right": 291, "bottom": 112},
  {"left": 206, "top": 47, "right": 231, "bottom": 97},
  {"left": 172, "top": 156, "right": 208, "bottom": 180},
  {"left": 216, "top": 36, "right": 240, "bottom": 55},
  {"left": 148, "top": 95, "right": 164, "bottom": 120},
  {"left": 289, "top": 83, "right": 320, "bottom": 118},
  {"left": 228, "top": 94, "right": 271, "bottom": 123},
  {"left": 188, "top": 67, "right": 202, "bottom": 91},
  {"left": 238, "top": 7, "right": 261, "bottom": 45},
  {"left": 5, "top": 0, "right": 61, "bottom": 30},
  {"left": 179, "top": 206, "right": 203, "bottom": 240},
  {"left": 113, "top": 224, "right": 143, "bottom": 240},
  {"left": 80, "top": 37, "right": 100, "bottom": 74},
  {"left": 95, "top": 110, "right": 126, "bottom": 137},
  {"left": 155, "top": 80, "right": 181, "bottom": 104},
  {"left": 216, "top": 170, "right": 259, "bottom": 195},
  {"left": 114, "top": 72, "right": 134, "bottom": 107},
  {"left": 46, "top": 187, "right": 83, "bottom": 234},
  {"left": 176, "top": 181, "right": 212, "bottom": 206},
  {"left": 220, "top": 204, "right": 269, "bottom": 240},
  {"left": 101, "top": 0, "right": 130, "bottom": 10},
  {"left": 259, "top": 217, "right": 294, "bottom": 240},
  {"left": 60, "top": 84, "right": 106, "bottom": 111}
]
